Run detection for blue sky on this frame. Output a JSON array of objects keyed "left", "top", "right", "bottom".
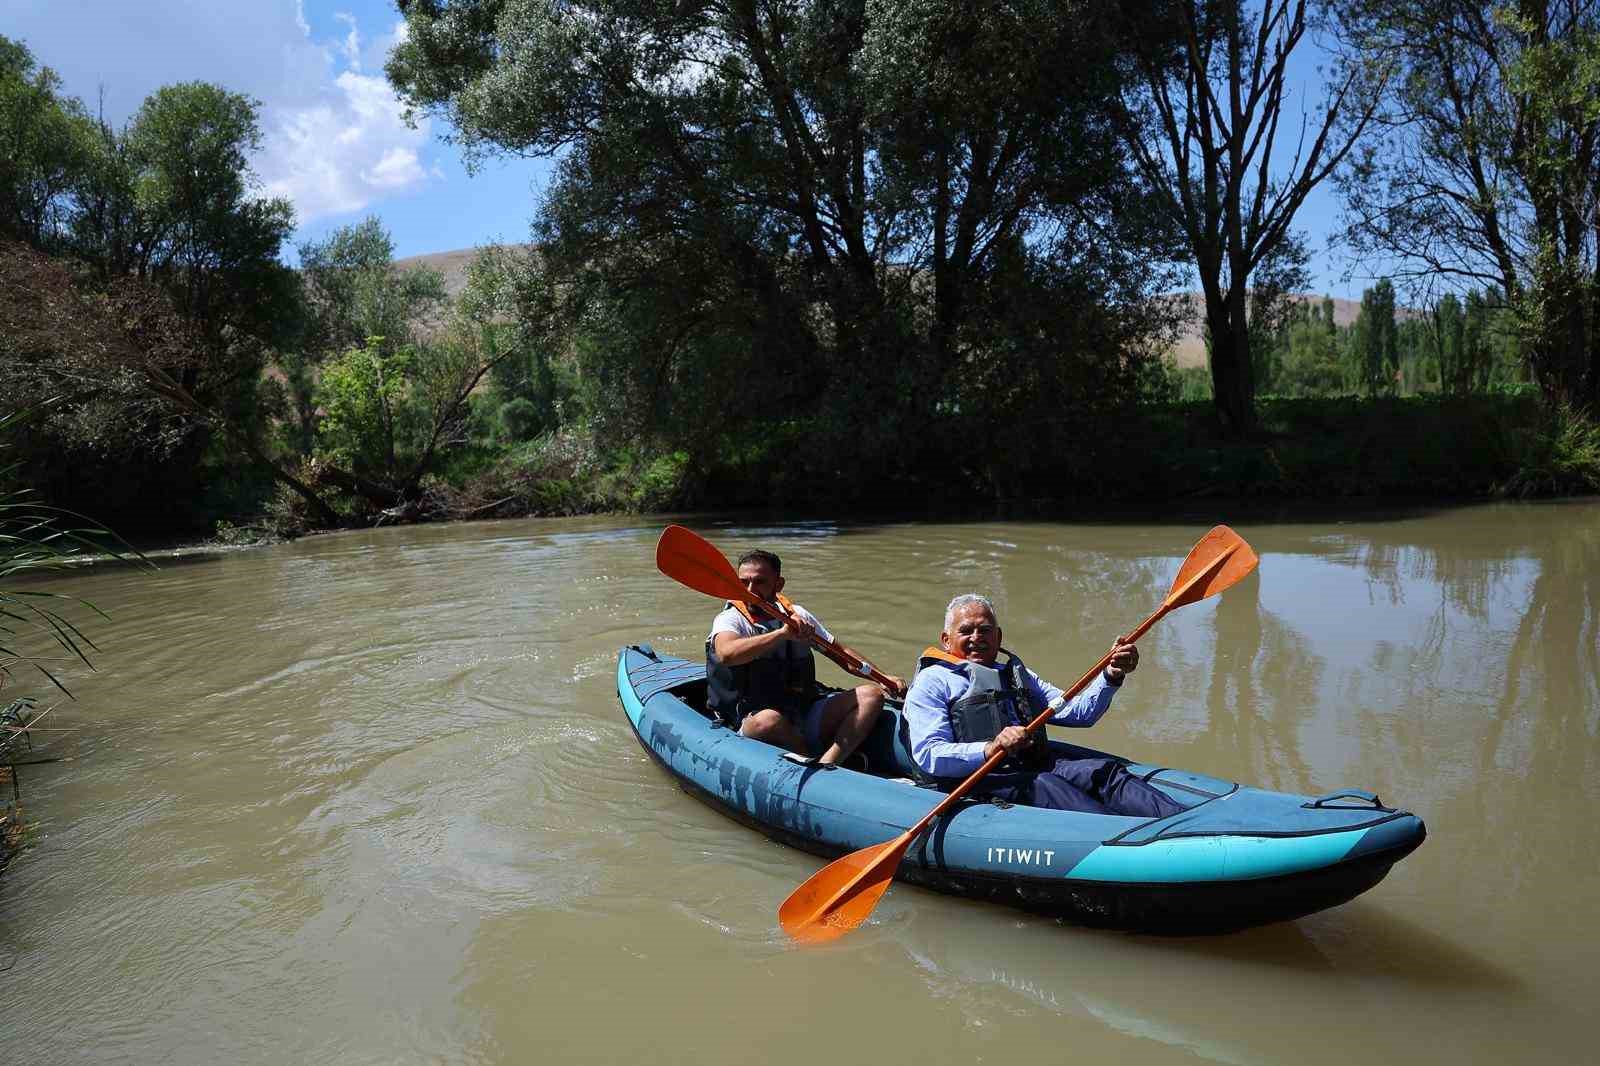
[
  {"left": 5, "top": 0, "right": 552, "bottom": 264},
  {"left": 4, "top": 1, "right": 1363, "bottom": 296}
]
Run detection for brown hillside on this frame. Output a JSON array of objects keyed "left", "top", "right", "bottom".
[
  {"left": 393, "top": 245, "right": 536, "bottom": 299},
  {"left": 392, "top": 247, "right": 1378, "bottom": 369}
]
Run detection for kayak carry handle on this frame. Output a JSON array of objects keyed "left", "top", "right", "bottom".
[{"left": 1304, "top": 789, "right": 1389, "bottom": 810}]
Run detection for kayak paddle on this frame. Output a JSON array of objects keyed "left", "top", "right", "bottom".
[
  {"left": 776, "top": 524, "right": 1258, "bottom": 944},
  {"left": 654, "top": 525, "right": 903, "bottom": 693}
]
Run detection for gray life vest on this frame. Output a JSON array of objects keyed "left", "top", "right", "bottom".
[
  {"left": 904, "top": 648, "right": 1045, "bottom": 784},
  {"left": 705, "top": 601, "right": 818, "bottom": 729}
]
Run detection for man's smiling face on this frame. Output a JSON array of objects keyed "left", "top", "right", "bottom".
[{"left": 942, "top": 603, "right": 1000, "bottom": 665}]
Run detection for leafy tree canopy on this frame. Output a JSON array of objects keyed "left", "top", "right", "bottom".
[{"left": 387, "top": 0, "right": 1180, "bottom": 481}]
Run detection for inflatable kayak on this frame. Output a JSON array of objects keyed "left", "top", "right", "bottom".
[{"left": 617, "top": 644, "right": 1426, "bottom": 933}]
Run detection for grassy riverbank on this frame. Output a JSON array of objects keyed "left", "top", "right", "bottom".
[
  {"left": 2, "top": 700, "right": 39, "bottom": 877},
  {"left": 12, "top": 391, "right": 1600, "bottom": 547},
  {"left": 339, "top": 392, "right": 1597, "bottom": 529},
  {"left": 1125, "top": 394, "right": 1600, "bottom": 501}
]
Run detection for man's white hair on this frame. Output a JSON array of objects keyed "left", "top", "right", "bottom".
[{"left": 944, "top": 593, "right": 997, "bottom": 631}]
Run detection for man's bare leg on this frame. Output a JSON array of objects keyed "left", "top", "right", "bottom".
[
  {"left": 816, "top": 685, "right": 885, "bottom": 765},
  {"left": 738, "top": 708, "right": 808, "bottom": 752}
]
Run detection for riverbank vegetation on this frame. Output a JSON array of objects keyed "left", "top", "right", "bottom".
[
  {"left": 0, "top": 406, "right": 149, "bottom": 874},
  {"left": 2, "top": 2, "right": 1597, "bottom": 544}
]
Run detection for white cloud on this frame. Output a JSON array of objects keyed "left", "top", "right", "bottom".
[
  {"left": 6, "top": 2, "right": 436, "bottom": 226},
  {"left": 333, "top": 12, "right": 362, "bottom": 72},
  {"left": 259, "top": 68, "right": 434, "bottom": 221},
  {"left": 364, "top": 147, "right": 425, "bottom": 189},
  {"left": 254, "top": 14, "right": 436, "bottom": 223}
]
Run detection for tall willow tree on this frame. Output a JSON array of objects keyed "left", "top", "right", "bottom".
[{"left": 386, "top": 0, "right": 1176, "bottom": 475}]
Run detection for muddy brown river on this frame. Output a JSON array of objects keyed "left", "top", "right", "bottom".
[{"left": 3, "top": 502, "right": 1596, "bottom": 1064}]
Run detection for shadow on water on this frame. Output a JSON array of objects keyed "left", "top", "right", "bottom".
[
  {"left": 1289, "top": 905, "right": 1523, "bottom": 989},
  {"left": 891, "top": 895, "right": 1523, "bottom": 1066}
]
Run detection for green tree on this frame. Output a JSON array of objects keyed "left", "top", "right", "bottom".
[
  {"left": 17, "top": 79, "right": 304, "bottom": 530},
  {"left": 48, "top": 80, "right": 301, "bottom": 477},
  {"left": 1338, "top": 0, "right": 1599, "bottom": 413},
  {"left": 309, "top": 259, "right": 516, "bottom": 519},
  {"left": 285, "top": 218, "right": 448, "bottom": 456},
  {"left": 311, "top": 332, "right": 513, "bottom": 518},
  {"left": 0, "top": 37, "right": 330, "bottom": 533},
  {"left": 1431, "top": 292, "right": 1468, "bottom": 392},
  {"left": 1357, "top": 279, "right": 1399, "bottom": 394},
  {"left": 1110, "top": 0, "right": 1388, "bottom": 434},
  {"left": 0, "top": 35, "right": 94, "bottom": 247},
  {"left": 465, "top": 245, "right": 569, "bottom": 440},
  {"left": 0, "top": 237, "right": 343, "bottom": 530},
  {"left": 386, "top": 0, "right": 1177, "bottom": 479},
  {"left": 315, "top": 339, "right": 417, "bottom": 479},
  {"left": 1277, "top": 310, "right": 1353, "bottom": 394},
  {"left": 298, "top": 216, "right": 447, "bottom": 357},
  {"left": 121, "top": 83, "right": 299, "bottom": 366},
  {"left": 1248, "top": 237, "right": 1313, "bottom": 395},
  {"left": 1461, "top": 286, "right": 1527, "bottom": 390},
  {"left": 66, "top": 111, "right": 149, "bottom": 282},
  {"left": 1394, "top": 313, "right": 1436, "bottom": 393}
]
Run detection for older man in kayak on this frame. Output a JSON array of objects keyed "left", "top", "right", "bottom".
[
  {"left": 902, "top": 594, "right": 1183, "bottom": 816},
  {"left": 707, "top": 549, "right": 906, "bottom": 768}
]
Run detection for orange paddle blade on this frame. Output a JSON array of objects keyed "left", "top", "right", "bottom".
[
  {"left": 655, "top": 525, "right": 756, "bottom": 605},
  {"left": 778, "top": 836, "right": 910, "bottom": 944},
  {"left": 1165, "top": 525, "right": 1258, "bottom": 610}
]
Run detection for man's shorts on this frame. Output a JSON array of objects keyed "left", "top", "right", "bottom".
[{"left": 800, "top": 694, "right": 835, "bottom": 756}]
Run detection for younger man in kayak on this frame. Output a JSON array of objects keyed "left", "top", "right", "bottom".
[
  {"left": 708, "top": 549, "right": 905, "bottom": 767},
  {"left": 902, "top": 594, "right": 1182, "bottom": 817}
]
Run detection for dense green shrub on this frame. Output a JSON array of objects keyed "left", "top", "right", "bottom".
[
  {"left": 495, "top": 397, "right": 542, "bottom": 443},
  {"left": 1497, "top": 404, "right": 1600, "bottom": 498}
]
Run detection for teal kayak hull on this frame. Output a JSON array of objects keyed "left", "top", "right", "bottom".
[{"left": 618, "top": 645, "right": 1425, "bottom": 932}]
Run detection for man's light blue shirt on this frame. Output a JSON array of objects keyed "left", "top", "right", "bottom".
[{"left": 903, "top": 659, "right": 1121, "bottom": 778}]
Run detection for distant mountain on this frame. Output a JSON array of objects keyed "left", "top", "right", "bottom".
[
  {"left": 392, "top": 247, "right": 1371, "bottom": 369},
  {"left": 393, "top": 246, "right": 526, "bottom": 299}
]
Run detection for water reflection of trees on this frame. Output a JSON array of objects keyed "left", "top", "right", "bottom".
[
  {"left": 1217, "top": 508, "right": 1600, "bottom": 942},
  {"left": 1343, "top": 534, "right": 1526, "bottom": 620},
  {"left": 1204, "top": 570, "right": 1322, "bottom": 792},
  {"left": 1465, "top": 516, "right": 1600, "bottom": 918}
]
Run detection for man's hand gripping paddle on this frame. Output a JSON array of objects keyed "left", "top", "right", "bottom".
[
  {"left": 654, "top": 524, "right": 903, "bottom": 694},
  {"left": 774, "top": 525, "right": 1259, "bottom": 944}
]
